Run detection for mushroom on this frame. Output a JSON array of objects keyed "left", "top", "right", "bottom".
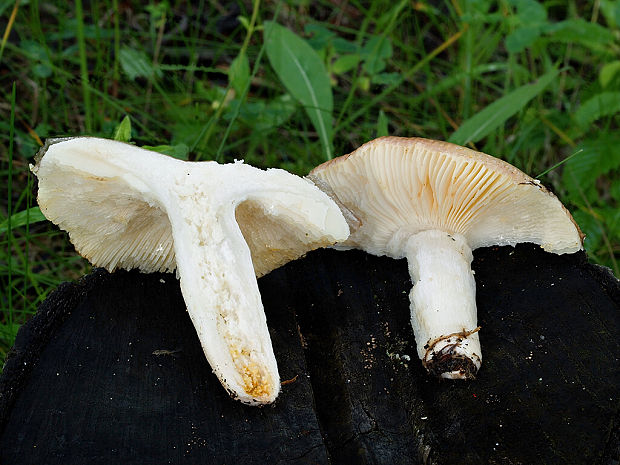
[
  {"left": 32, "top": 137, "right": 349, "bottom": 405},
  {"left": 308, "top": 137, "right": 583, "bottom": 379}
]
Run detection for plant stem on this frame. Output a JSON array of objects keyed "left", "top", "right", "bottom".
[
  {"left": 112, "top": 0, "right": 120, "bottom": 84},
  {"left": 215, "top": 0, "right": 264, "bottom": 162},
  {"left": 75, "top": 0, "right": 92, "bottom": 133},
  {"left": 0, "top": 0, "right": 20, "bottom": 66},
  {"left": 7, "top": 83, "right": 16, "bottom": 327}
]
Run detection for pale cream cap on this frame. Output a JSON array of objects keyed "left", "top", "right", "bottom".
[{"left": 310, "top": 136, "right": 583, "bottom": 258}]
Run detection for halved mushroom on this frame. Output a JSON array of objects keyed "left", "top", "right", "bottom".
[
  {"left": 309, "top": 136, "right": 583, "bottom": 379},
  {"left": 33, "top": 137, "right": 349, "bottom": 405}
]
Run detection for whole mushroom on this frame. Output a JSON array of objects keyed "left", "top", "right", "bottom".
[
  {"left": 33, "top": 137, "right": 349, "bottom": 404},
  {"left": 309, "top": 136, "right": 583, "bottom": 379}
]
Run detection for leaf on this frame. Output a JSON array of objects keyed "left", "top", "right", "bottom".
[
  {"left": 34, "top": 123, "right": 52, "bottom": 139},
  {"left": 574, "top": 92, "right": 620, "bottom": 128},
  {"left": 601, "top": 207, "right": 620, "bottom": 242},
  {"left": 505, "top": 26, "right": 543, "bottom": 53},
  {"left": 371, "top": 72, "right": 401, "bottom": 86},
  {"left": 361, "top": 35, "right": 393, "bottom": 75},
  {"left": 357, "top": 76, "right": 370, "bottom": 92},
  {"left": 0, "top": 1, "right": 14, "bottom": 17},
  {"left": 459, "top": 0, "right": 495, "bottom": 22},
  {"left": 229, "top": 51, "right": 250, "bottom": 98},
  {"left": 264, "top": 21, "right": 334, "bottom": 159},
  {"left": 238, "top": 16, "right": 250, "bottom": 31},
  {"left": 571, "top": 210, "right": 603, "bottom": 256},
  {"left": 504, "top": 0, "right": 548, "bottom": 53},
  {"left": 332, "top": 54, "right": 361, "bottom": 75},
  {"left": 377, "top": 110, "right": 389, "bottom": 137},
  {"left": 544, "top": 19, "right": 616, "bottom": 50},
  {"left": 546, "top": 18, "right": 615, "bottom": 44},
  {"left": 509, "top": 0, "right": 547, "bottom": 23},
  {"left": 562, "top": 135, "right": 620, "bottom": 204},
  {"left": 21, "top": 40, "right": 53, "bottom": 78},
  {"left": 146, "top": 2, "right": 168, "bottom": 25},
  {"left": 600, "top": 0, "right": 620, "bottom": 28},
  {"left": 600, "top": 61, "right": 620, "bottom": 88},
  {"left": 449, "top": 68, "right": 558, "bottom": 146},
  {"left": 143, "top": 144, "right": 190, "bottom": 160},
  {"left": 113, "top": 115, "right": 132, "bottom": 142},
  {"left": 119, "top": 46, "right": 162, "bottom": 80},
  {"left": 233, "top": 94, "right": 297, "bottom": 131},
  {"left": 333, "top": 37, "right": 358, "bottom": 54},
  {"left": 304, "top": 23, "right": 335, "bottom": 51},
  {"left": 20, "top": 40, "right": 51, "bottom": 61},
  {"left": 0, "top": 207, "right": 47, "bottom": 234},
  {"left": 32, "top": 63, "right": 52, "bottom": 78}
]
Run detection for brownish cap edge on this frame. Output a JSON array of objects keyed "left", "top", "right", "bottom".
[{"left": 310, "top": 136, "right": 584, "bottom": 245}]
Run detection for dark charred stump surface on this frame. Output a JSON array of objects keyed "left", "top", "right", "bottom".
[{"left": 0, "top": 244, "right": 618, "bottom": 465}]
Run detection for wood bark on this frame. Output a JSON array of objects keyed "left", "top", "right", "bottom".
[{"left": 1, "top": 244, "right": 618, "bottom": 464}]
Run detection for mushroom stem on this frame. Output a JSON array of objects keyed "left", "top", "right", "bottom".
[
  {"left": 167, "top": 197, "right": 280, "bottom": 405},
  {"left": 404, "top": 230, "right": 481, "bottom": 379}
]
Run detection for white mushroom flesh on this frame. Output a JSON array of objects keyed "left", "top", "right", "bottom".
[{"left": 34, "top": 137, "right": 349, "bottom": 404}]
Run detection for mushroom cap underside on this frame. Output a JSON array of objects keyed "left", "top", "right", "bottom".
[
  {"left": 33, "top": 137, "right": 349, "bottom": 276},
  {"left": 34, "top": 139, "right": 176, "bottom": 273},
  {"left": 309, "top": 136, "right": 584, "bottom": 257}
]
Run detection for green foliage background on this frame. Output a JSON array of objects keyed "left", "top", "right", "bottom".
[{"left": 1, "top": 0, "right": 619, "bottom": 364}]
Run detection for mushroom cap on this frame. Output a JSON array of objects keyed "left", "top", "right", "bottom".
[
  {"left": 33, "top": 137, "right": 347, "bottom": 277},
  {"left": 309, "top": 136, "right": 583, "bottom": 257}
]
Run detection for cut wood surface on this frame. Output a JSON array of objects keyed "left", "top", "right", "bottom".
[{"left": 0, "top": 245, "right": 618, "bottom": 464}]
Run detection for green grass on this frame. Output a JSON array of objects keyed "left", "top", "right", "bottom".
[{"left": 1, "top": 0, "right": 619, "bottom": 365}]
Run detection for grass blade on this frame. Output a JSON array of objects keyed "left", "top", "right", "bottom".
[
  {"left": 0, "top": 207, "right": 47, "bottom": 234},
  {"left": 0, "top": 0, "right": 19, "bottom": 65},
  {"left": 449, "top": 68, "right": 559, "bottom": 146},
  {"left": 264, "top": 21, "right": 333, "bottom": 159},
  {"left": 536, "top": 149, "right": 582, "bottom": 178},
  {"left": 377, "top": 110, "right": 389, "bottom": 137}
]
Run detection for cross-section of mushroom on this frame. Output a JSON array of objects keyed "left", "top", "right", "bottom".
[
  {"left": 309, "top": 137, "right": 583, "bottom": 379},
  {"left": 33, "top": 137, "right": 349, "bottom": 405}
]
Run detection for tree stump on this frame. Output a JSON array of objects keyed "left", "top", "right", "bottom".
[{"left": 1, "top": 245, "right": 618, "bottom": 464}]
